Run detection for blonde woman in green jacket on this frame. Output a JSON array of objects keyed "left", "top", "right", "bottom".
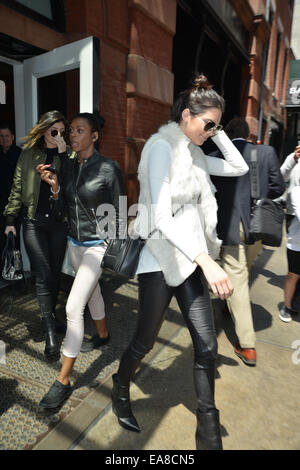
[{"left": 4, "top": 110, "right": 71, "bottom": 361}]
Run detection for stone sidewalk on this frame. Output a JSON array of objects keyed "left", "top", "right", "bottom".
[
  {"left": 0, "top": 236, "right": 299, "bottom": 450},
  {"left": 38, "top": 239, "right": 300, "bottom": 451}
]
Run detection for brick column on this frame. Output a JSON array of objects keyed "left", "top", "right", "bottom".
[{"left": 125, "top": 0, "right": 176, "bottom": 205}]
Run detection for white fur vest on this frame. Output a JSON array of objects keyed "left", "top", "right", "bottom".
[{"left": 134, "top": 122, "right": 222, "bottom": 286}]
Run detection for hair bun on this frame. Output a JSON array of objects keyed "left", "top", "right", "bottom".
[
  {"left": 92, "top": 111, "right": 105, "bottom": 129},
  {"left": 193, "top": 74, "right": 213, "bottom": 90}
]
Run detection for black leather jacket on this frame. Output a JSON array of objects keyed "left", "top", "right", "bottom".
[{"left": 60, "top": 150, "right": 126, "bottom": 242}]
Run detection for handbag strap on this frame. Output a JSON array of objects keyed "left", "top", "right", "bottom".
[{"left": 249, "top": 147, "right": 260, "bottom": 201}]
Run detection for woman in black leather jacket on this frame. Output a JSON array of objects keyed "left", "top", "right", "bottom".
[{"left": 37, "top": 112, "right": 126, "bottom": 409}]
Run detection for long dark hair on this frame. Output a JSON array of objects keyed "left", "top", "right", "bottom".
[
  {"left": 171, "top": 74, "right": 225, "bottom": 123},
  {"left": 22, "top": 110, "right": 68, "bottom": 149}
]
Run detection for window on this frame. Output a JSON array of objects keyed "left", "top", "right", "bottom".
[
  {"left": 15, "top": 0, "right": 53, "bottom": 19},
  {"left": 0, "top": 0, "right": 65, "bottom": 31}
]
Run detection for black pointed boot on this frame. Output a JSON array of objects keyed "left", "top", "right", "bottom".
[
  {"left": 111, "top": 374, "right": 140, "bottom": 433},
  {"left": 196, "top": 408, "right": 223, "bottom": 450},
  {"left": 42, "top": 312, "right": 60, "bottom": 361},
  {"left": 194, "top": 364, "right": 223, "bottom": 450}
]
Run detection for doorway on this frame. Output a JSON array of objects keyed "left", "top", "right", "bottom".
[
  {"left": 269, "top": 118, "right": 284, "bottom": 159},
  {"left": 0, "top": 62, "right": 15, "bottom": 131},
  {"left": 172, "top": 2, "right": 249, "bottom": 153},
  {"left": 38, "top": 69, "right": 80, "bottom": 125},
  {"left": 0, "top": 36, "right": 100, "bottom": 279}
]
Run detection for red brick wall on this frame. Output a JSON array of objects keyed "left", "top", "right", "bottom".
[
  {"left": 100, "top": 43, "right": 128, "bottom": 172},
  {"left": 233, "top": 0, "right": 294, "bottom": 145},
  {"left": 129, "top": 8, "right": 173, "bottom": 70},
  {"left": 65, "top": 0, "right": 129, "bottom": 174},
  {"left": 1, "top": 0, "right": 295, "bottom": 198}
]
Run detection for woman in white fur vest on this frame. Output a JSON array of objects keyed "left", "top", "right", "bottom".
[{"left": 111, "top": 74, "right": 249, "bottom": 450}]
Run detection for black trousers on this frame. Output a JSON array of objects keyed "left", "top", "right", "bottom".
[
  {"left": 118, "top": 267, "right": 218, "bottom": 411},
  {"left": 22, "top": 215, "right": 68, "bottom": 316}
]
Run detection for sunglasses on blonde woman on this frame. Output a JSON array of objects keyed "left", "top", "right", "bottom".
[{"left": 196, "top": 117, "right": 223, "bottom": 135}]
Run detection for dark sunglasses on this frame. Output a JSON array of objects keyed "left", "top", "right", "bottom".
[
  {"left": 196, "top": 117, "right": 223, "bottom": 135},
  {"left": 51, "top": 129, "right": 66, "bottom": 138}
]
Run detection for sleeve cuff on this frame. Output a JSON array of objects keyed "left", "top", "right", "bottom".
[{"left": 6, "top": 215, "right": 16, "bottom": 226}]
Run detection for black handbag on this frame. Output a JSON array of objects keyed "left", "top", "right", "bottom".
[
  {"left": 249, "top": 148, "right": 284, "bottom": 247},
  {"left": 1, "top": 232, "right": 24, "bottom": 281},
  {"left": 101, "top": 235, "right": 145, "bottom": 278},
  {"left": 101, "top": 204, "right": 185, "bottom": 278}
]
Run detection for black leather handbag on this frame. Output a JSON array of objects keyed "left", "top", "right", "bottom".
[
  {"left": 101, "top": 203, "right": 185, "bottom": 278},
  {"left": 101, "top": 236, "right": 145, "bottom": 278},
  {"left": 1, "top": 232, "right": 24, "bottom": 281},
  {"left": 249, "top": 148, "right": 285, "bottom": 247}
]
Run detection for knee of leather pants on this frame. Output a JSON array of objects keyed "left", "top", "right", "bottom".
[
  {"left": 194, "top": 339, "right": 218, "bottom": 370},
  {"left": 128, "top": 338, "right": 153, "bottom": 361}
]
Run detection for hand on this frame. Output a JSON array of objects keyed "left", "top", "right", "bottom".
[
  {"left": 36, "top": 164, "right": 59, "bottom": 193},
  {"left": 195, "top": 252, "right": 234, "bottom": 300},
  {"left": 5, "top": 226, "right": 16, "bottom": 237},
  {"left": 53, "top": 134, "right": 67, "bottom": 153},
  {"left": 294, "top": 146, "right": 300, "bottom": 162}
]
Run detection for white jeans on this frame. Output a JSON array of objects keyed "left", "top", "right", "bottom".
[{"left": 63, "top": 242, "right": 106, "bottom": 358}]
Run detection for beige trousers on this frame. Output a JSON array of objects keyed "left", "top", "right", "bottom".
[{"left": 220, "top": 224, "right": 261, "bottom": 348}]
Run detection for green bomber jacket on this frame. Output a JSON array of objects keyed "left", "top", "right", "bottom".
[{"left": 4, "top": 145, "right": 76, "bottom": 225}]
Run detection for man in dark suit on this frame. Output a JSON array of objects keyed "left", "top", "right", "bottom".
[{"left": 211, "top": 118, "right": 285, "bottom": 366}]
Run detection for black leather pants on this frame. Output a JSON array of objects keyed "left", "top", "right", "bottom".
[
  {"left": 23, "top": 215, "right": 68, "bottom": 316},
  {"left": 118, "top": 267, "right": 218, "bottom": 412}
]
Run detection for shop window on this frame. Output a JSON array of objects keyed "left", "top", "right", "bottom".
[{"left": 0, "top": 0, "right": 65, "bottom": 31}]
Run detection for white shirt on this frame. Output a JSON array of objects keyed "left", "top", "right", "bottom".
[
  {"left": 136, "top": 130, "right": 249, "bottom": 274},
  {"left": 287, "top": 185, "right": 300, "bottom": 252},
  {"left": 280, "top": 152, "right": 300, "bottom": 215}
]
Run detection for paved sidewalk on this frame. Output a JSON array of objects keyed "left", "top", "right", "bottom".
[
  {"left": 39, "top": 239, "right": 300, "bottom": 451},
  {"left": 1, "top": 236, "right": 299, "bottom": 450}
]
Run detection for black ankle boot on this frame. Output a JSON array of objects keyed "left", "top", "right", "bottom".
[
  {"left": 111, "top": 374, "right": 140, "bottom": 433},
  {"left": 196, "top": 408, "right": 223, "bottom": 450},
  {"left": 42, "top": 312, "right": 60, "bottom": 361}
]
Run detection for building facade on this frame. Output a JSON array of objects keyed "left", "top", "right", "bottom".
[
  {"left": 285, "top": 0, "right": 300, "bottom": 155},
  {"left": 0, "top": 0, "right": 296, "bottom": 205}
]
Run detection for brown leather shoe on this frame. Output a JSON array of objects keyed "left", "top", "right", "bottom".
[{"left": 234, "top": 344, "right": 256, "bottom": 366}]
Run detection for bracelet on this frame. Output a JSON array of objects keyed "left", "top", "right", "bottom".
[{"left": 50, "top": 185, "right": 60, "bottom": 195}]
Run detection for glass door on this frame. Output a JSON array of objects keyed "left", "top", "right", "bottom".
[{"left": 14, "top": 36, "right": 100, "bottom": 141}]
